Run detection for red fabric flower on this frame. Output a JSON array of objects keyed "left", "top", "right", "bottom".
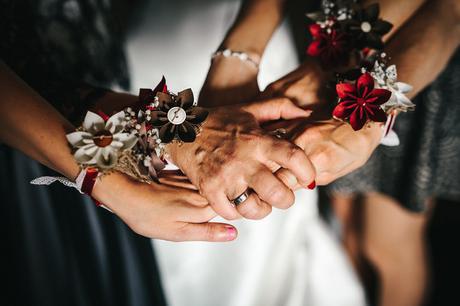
[
  {"left": 333, "top": 73, "right": 391, "bottom": 131},
  {"left": 307, "top": 24, "right": 349, "bottom": 66}
]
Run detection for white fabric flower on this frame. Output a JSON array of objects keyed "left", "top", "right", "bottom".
[
  {"left": 67, "top": 111, "right": 137, "bottom": 169},
  {"left": 371, "top": 61, "right": 415, "bottom": 112}
]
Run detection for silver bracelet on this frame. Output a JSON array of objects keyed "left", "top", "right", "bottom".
[{"left": 211, "top": 48, "right": 260, "bottom": 70}]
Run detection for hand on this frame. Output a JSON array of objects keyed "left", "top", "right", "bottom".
[
  {"left": 260, "top": 58, "right": 334, "bottom": 113},
  {"left": 199, "top": 55, "right": 260, "bottom": 107},
  {"left": 167, "top": 98, "right": 316, "bottom": 221},
  {"left": 92, "top": 172, "right": 237, "bottom": 242},
  {"left": 267, "top": 119, "right": 382, "bottom": 187}
]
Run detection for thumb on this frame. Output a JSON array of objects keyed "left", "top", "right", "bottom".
[
  {"left": 242, "top": 97, "right": 312, "bottom": 123},
  {"left": 176, "top": 222, "right": 238, "bottom": 242}
]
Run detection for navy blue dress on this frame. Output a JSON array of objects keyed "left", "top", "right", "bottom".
[{"left": 1, "top": 1, "right": 166, "bottom": 305}]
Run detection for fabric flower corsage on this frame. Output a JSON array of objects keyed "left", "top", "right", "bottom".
[
  {"left": 307, "top": 24, "right": 351, "bottom": 67},
  {"left": 306, "top": 0, "right": 414, "bottom": 142},
  {"left": 150, "top": 89, "right": 208, "bottom": 143},
  {"left": 338, "top": 3, "right": 393, "bottom": 50},
  {"left": 66, "top": 78, "right": 208, "bottom": 183},
  {"left": 66, "top": 111, "right": 138, "bottom": 169},
  {"left": 333, "top": 72, "right": 391, "bottom": 130}
]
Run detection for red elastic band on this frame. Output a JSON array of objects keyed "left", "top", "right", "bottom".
[{"left": 81, "top": 168, "right": 102, "bottom": 206}]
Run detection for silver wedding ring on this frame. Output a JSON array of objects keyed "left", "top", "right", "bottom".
[{"left": 232, "top": 189, "right": 250, "bottom": 206}]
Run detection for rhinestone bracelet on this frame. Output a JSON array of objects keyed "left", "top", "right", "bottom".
[{"left": 212, "top": 48, "right": 260, "bottom": 70}]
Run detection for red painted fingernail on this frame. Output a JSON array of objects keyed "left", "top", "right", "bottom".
[
  {"left": 307, "top": 180, "right": 316, "bottom": 189},
  {"left": 225, "top": 226, "right": 237, "bottom": 240}
]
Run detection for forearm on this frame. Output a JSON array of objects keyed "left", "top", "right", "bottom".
[
  {"left": 221, "top": 0, "right": 286, "bottom": 57},
  {"left": 386, "top": 0, "right": 460, "bottom": 97},
  {"left": 364, "top": 0, "right": 426, "bottom": 40},
  {"left": 0, "top": 62, "right": 80, "bottom": 179}
]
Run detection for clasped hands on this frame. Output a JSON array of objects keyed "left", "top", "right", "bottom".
[{"left": 93, "top": 58, "right": 381, "bottom": 242}]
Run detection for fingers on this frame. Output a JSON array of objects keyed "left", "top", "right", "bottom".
[
  {"left": 243, "top": 97, "right": 312, "bottom": 123},
  {"left": 176, "top": 222, "right": 238, "bottom": 242},
  {"left": 248, "top": 167, "right": 295, "bottom": 209},
  {"left": 265, "top": 139, "right": 316, "bottom": 187},
  {"left": 275, "top": 168, "right": 302, "bottom": 190},
  {"left": 202, "top": 184, "right": 241, "bottom": 220},
  {"left": 177, "top": 204, "right": 217, "bottom": 223},
  {"left": 158, "top": 176, "right": 197, "bottom": 190},
  {"left": 235, "top": 193, "right": 272, "bottom": 219}
]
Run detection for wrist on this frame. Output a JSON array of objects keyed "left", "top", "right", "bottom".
[
  {"left": 222, "top": 0, "right": 285, "bottom": 57},
  {"left": 362, "top": 121, "right": 385, "bottom": 148}
]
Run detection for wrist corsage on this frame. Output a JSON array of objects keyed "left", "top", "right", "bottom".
[
  {"left": 31, "top": 78, "right": 208, "bottom": 207},
  {"left": 307, "top": 0, "right": 415, "bottom": 145}
]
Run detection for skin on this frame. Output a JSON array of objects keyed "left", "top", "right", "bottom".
[
  {"left": 96, "top": 89, "right": 317, "bottom": 221},
  {"left": 0, "top": 62, "right": 235, "bottom": 242},
  {"left": 200, "top": 0, "right": 460, "bottom": 305},
  {"left": 166, "top": 98, "right": 316, "bottom": 221}
]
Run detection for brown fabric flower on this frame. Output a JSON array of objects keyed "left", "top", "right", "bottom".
[{"left": 150, "top": 89, "right": 208, "bottom": 143}]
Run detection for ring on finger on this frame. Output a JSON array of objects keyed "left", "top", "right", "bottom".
[{"left": 231, "top": 189, "right": 251, "bottom": 206}]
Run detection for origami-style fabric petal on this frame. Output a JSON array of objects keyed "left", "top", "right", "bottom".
[
  {"left": 309, "top": 23, "right": 322, "bottom": 37},
  {"left": 159, "top": 123, "right": 176, "bottom": 143},
  {"left": 67, "top": 131, "right": 93, "bottom": 147},
  {"left": 357, "top": 73, "right": 374, "bottom": 97},
  {"left": 350, "top": 107, "right": 368, "bottom": 131},
  {"left": 365, "top": 32, "right": 384, "bottom": 50},
  {"left": 187, "top": 107, "right": 209, "bottom": 124},
  {"left": 83, "top": 111, "right": 105, "bottom": 134},
  {"left": 105, "top": 111, "right": 126, "bottom": 134},
  {"left": 366, "top": 104, "right": 387, "bottom": 122},
  {"left": 336, "top": 83, "right": 356, "bottom": 99},
  {"left": 395, "top": 82, "right": 413, "bottom": 94},
  {"left": 366, "top": 88, "right": 392, "bottom": 105},
  {"left": 373, "top": 19, "right": 393, "bottom": 35},
  {"left": 74, "top": 144, "right": 98, "bottom": 164},
  {"left": 363, "top": 3, "right": 379, "bottom": 22},
  {"left": 96, "top": 147, "right": 118, "bottom": 169},
  {"left": 333, "top": 102, "right": 355, "bottom": 119},
  {"left": 177, "top": 89, "right": 194, "bottom": 109},
  {"left": 307, "top": 40, "right": 323, "bottom": 56},
  {"left": 178, "top": 121, "right": 197, "bottom": 142}
]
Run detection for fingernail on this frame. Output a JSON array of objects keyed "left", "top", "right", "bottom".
[
  {"left": 225, "top": 226, "right": 237, "bottom": 241},
  {"left": 307, "top": 180, "right": 316, "bottom": 190}
]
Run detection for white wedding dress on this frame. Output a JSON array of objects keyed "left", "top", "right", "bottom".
[{"left": 127, "top": 1, "right": 365, "bottom": 306}]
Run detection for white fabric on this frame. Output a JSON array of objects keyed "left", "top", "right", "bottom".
[
  {"left": 154, "top": 190, "right": 365, "bottom": 306},
  {"left": 127, "top": 1, "right": 365, "bottom": 305},
  {"left": 30, "top": 168, "right": 86, "bottom": 193}
]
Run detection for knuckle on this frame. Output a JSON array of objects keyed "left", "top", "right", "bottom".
[
  {"left": 265, "top": 187, "right": 288, "bottom": 206},
  {"left": 237, "top": 200, "right": 261, "bottom": 220},
  {"left": 286, "top": 145, "right": 305, "bottom": 164},
  {"left": 199, "top": 179, "right": 219, "bottom": 196}
]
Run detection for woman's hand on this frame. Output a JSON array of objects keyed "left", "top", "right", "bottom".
[
  {"left": 167, "top": 98, "right": 316, "bottom": 221},
  {"left": 92, "top": 172, "right": 237, "bottom": 242},
  {"left": 260, "top": 58, "right": 333, "bottom": 111},
  {"left": 267, "top": 119, "right": 382, "bottom": 187},
  {"left": 199, "top": 55, "right": 260, "bottom": 107}
]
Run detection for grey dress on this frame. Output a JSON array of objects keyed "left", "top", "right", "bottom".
[{"left": 327, "top": 49, "right": 460, "bottom": 212}]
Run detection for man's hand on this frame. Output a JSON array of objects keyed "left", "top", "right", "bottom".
[{"left": 167, "top": 98, "right": 316, "bottom": 221}]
